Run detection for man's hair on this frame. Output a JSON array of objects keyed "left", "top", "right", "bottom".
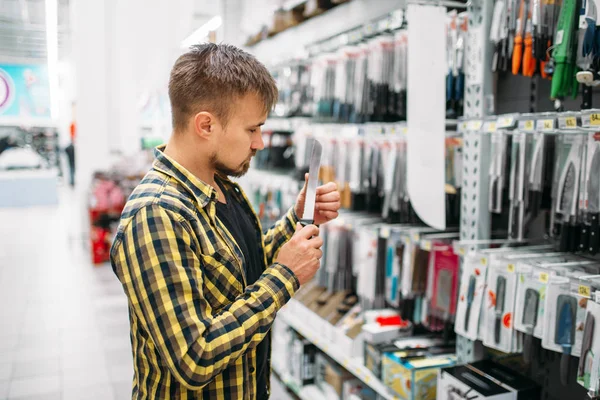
[{"left": 168, "top": 43, "right": 278, "bottom": 131}]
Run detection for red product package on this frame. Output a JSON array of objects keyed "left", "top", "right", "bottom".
[{"left": 430, "top": 244, "right": 459, "bottom": 316}]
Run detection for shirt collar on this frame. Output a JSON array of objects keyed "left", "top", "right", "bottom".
[{"left": 152, "top": 145, "right": 217, "bottom": 208}]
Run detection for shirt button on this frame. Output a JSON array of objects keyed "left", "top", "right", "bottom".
[{"left": 249, "top": 366, "right": 255, "bottom": 373}]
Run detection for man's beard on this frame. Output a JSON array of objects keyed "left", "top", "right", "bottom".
[{"left": 212, "top": 151, "right": 256, "bottom": 178}]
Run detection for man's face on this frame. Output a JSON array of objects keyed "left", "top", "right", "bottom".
[{"left": 211, "top": 93, "right": 266, "bottom": 177}]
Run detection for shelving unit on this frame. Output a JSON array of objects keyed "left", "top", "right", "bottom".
[
  {"left": 272, "top": 360, "right": 326, "bottom": 400},
  {"left": 247, "top": 0, "right": 406, "bottom": 63},
  {"left": 277, "top": 299, "right": 402, "bottom": 400}
]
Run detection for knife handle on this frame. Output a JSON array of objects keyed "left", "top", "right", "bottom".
[
  {"left": 529, "top": 190, "right": 541, "bottom": 218},
  {"left": 570, "top": 222, "right": 581, "bottom": 253},
  {"left": 494, "top": 316, "right": 502, "bottom": 344},
  {"left": 464, "top": 304, "right": 471, "bottom": 332},
  {"left": 299, "top": 219, "right": 315, "bottom": 227},
  {"left": 560, "top": 349, "right": 571, "bottom": 386},
  {"left": 560, "top": 222, "right": 571, "bottom": 252},
  {"left": 580, "top": 220, "right": 591, "bottom": 253},
  {"left": 523, "top": 332, "right": 534, "bottom": 364},
  {"left": 590, "top": 213, "right": 600, "bottom": 255}
]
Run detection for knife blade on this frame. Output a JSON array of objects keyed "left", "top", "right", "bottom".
[
  {"left": 578, "top": 312, "right": 595, "bottom": 378},
  {"left": 495, "top": 276, "right": 507, "bottom": 344},
  {"left": 464, "top": 275, "right": 476, "bottom": 332},
  {"left": 300, "top": 139, "right": 323, "bottom": 225},
  {"left": 556, "top": 294, "right": 577, "bottom": 386},
  {"left": 588, "top": 143, "right": 600, "bottom": 254},
  {"left": 558, "top": 162, "right": 577, "bottom": 251},
  {"left": 522, "top": 288, "right": 540, "bottom": 363},
  {"left": 529, "top": 133, "right": 545, "bottom": 217}
]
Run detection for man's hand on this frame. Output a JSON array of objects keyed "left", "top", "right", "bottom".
[
  {"left": 294, "top": 174, "right": 341, "bottom": 226},
  {"left": 276, "top": 224, "right": 323, "bottom": 285}
]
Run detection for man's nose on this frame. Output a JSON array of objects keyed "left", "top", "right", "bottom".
[{"left": 251, "top": 133, "right": 265, "bottom": 151}]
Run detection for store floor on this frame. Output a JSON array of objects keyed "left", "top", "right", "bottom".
[{"left": 0, "top": 187, "right": 293, "bottom": 400}]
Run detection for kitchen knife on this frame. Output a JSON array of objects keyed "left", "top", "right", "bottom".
[
  {"left": 522, "top": 288, "right": 540, "bottom": 363},
  {"left": 529, "top": 133, "right": 545, "bottom": 217},
  {"left": 464, "top": 275, "right": 476, "bottom": 332},
  {"left": 300, "top": 139, "right": 323, "bottom": 226},
  {"left": 556, "top": 294, "right": 577, "bottom": 385},
  {"left": 495, "top": 276, "right": 507, "bottom": 344},
  {"left": 558, "top": 162, "right": 577, "bottom": 252},
  {"left": 578, "top": 312, "right": 595, "bottom": 378},
  {"left": 588, "top": 144, "right": 600, "bottom": 254}
]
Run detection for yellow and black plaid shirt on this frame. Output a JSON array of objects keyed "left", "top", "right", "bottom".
[{"left": 110, "top": 146, "right": 300, "bottom": 399}]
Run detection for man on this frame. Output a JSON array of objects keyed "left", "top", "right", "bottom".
[{"left": 110, "top": 43, "right": 341, "bottom": 400}]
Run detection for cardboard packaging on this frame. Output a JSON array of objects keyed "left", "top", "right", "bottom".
[{"left": 382, "top": 353, "right": 456, "bottom": 400}]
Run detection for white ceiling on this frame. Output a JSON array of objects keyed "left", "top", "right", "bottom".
[{"left": 0, "top": 0, "right": 70, "bottom": 61}]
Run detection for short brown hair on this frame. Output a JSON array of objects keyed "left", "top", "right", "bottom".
[{"left": 168, "top": 43, "right": 278, "bottom": 131}]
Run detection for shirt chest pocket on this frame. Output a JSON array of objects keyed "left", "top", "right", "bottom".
[{"left": 200, "top": 249, "right": 244, "bottom": 311}]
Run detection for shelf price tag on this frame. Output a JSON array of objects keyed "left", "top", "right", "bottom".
[
  {"left": 484, "top": 121, "right": 497, "bottom": 133},
  {"left": 581, "top": 113, "right": 600, "bottom": 126},
  {"left": 579, "top": 285, "right": 592, "bottom": 298},
  {"left": 519, "top": 120, "right": 535, "bottom": 131},
  {"left": 468, "top": 120, "right": 483, "bottom": 131},
  {"left": 539, "top": 272, "right": 549, "bottom": 283},
  {"left": 497, "top": 116, "right": 515, "bottom": 128},
  {"left": 412, "top": 233, "right": 420, "bottom": 242},
  {"left": 459, "top": 247, "right": 466, "bottom": 256},
  {"left": 507, "top": 264, "right": 515, "bottom": 273},
  {"left": 422, "top": 240, "right": 432, "bottom": 251},
  {"left": 481, "top": 257, "right": 488, "bottom": 266},
  {"left": 558, "top": 116, "right": 578, "bottom": 130},
  {"left": 537, "top": 119, "right": 555, "bottom": 131}
]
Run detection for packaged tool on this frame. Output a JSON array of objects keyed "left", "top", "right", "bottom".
[
  {"left": 542, "top": 267, "right": 600, "bottom": 385},
  {"left": 454, "top": 244, "right": 554, "bottom": 341},
  {"left": 483, "top": 252, "right": 569, "bottom": 353},
  {"left": 576, "top": 290, "right": 600, "bottom": 394}
]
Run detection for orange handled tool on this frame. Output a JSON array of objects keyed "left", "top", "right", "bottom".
[
  {"left": 512, "top": 0, "right": 527, "bottom": 75},
  {"left": 522, "top": 2, "right": 536, "bottom": 77}
]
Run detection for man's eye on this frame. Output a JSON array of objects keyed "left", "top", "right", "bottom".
[{"left": 249, "top": 129, "right": 257, "bottom": 134}]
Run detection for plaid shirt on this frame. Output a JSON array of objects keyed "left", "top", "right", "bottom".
[{"left": 110, "top": 146, "right": 300, "bottom": 399}]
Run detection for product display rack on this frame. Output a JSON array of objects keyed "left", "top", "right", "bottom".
[
  {"left": 278, "top": 299, "right": 402, "bottom": 400},
  {"left": 455, "top": 0, "right": 493, "bottom": 366},
  {"left": 247, "top": 0, "right": 600, "bottom": 399}
]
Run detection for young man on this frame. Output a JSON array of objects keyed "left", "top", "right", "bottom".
[{"left": 110, "top": 43, "right": 341, "bottom": 399}]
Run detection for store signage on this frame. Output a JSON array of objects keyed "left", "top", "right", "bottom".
[{"left": 0, "top": 64, "right": 51, "bottom": 119}]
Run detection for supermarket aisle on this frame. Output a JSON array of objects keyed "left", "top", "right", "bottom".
[
  {"left": 0, "top": 188, "right": 133, "bottom": 400},
  {"left": 0, "top": 189, "right": 293, "bottom": 400}
]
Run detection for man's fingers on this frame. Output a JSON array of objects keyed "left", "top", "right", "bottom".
[
  {"left": 295, "top": 224, "right": 319, "bottom": 239},
  {"left": 316, "top": 191, "right": 341, "bottom": 203},
  {"left": 316, "top": 182, "right": 338, "bottom": 195},
  {"left": 316, "top": 202, "right": 341, "bottom": 212},
  {"left": 318, "top": 210, "right": 339, "bottom": 220},
  {"left": 308, "top": 235, "right": 324, "bottom": 248}
]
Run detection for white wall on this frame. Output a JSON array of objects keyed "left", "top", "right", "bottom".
[{"left": 72, "top": 0, "right": 198, "bottom": 190}]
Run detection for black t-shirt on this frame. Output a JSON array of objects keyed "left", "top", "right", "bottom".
[{"left": 215, "top": 182, "right": 270, "bottom": 399}]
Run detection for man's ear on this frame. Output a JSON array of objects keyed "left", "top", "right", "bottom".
[{"left": 193, "top": 112, "right": 216, "bottom": 139}]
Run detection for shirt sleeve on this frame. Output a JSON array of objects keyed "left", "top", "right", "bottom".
[
  {"left": 111, "top": 204, "right": 299, "bottom": 390},
  {"left": 262, "top": 206, "right": 299, "bottom": 266}
]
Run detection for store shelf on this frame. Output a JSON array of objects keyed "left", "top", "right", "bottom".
[
  {"left": 247, "top": 0, "right": 405, "bottom": 63},
  {"left": 278, "top": 299, "right": 402, "bottom": 400},
  {"left": 272, "top": 360, "right": 325, "bottom": 400}
]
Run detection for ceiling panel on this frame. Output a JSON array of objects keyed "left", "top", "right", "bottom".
[{"left": 0, "top": 0, "right": 70, "bottom": 60}]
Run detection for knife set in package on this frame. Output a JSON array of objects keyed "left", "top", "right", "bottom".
[
  {"left": 542, "top": 268, "right": 600, "bottom": 385},
  {"left": 455, "top": 245, "right": 554, "bottom": 341},
  {"left": 577, "top": 291, "right": 600, "bottom": 395},
  {"left": 578, "top": 109, "right": 600, "bottom": 256},
  {"left": 513, "top": 255, "right": 596, "bottom": 362},
  {"left": 483, "top": 252, "right": 571, "bottom": 353},
  {"left": 550, "top": 118, "right": 586, "bottom": 252}
]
